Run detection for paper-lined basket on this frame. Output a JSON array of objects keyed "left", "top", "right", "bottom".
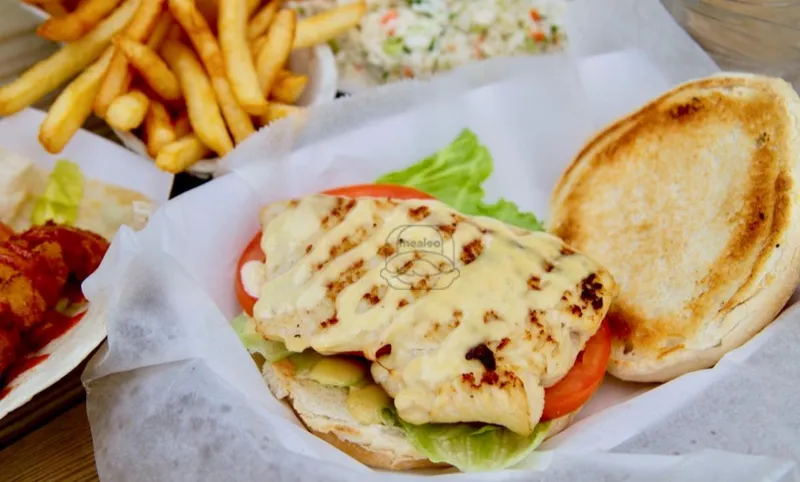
[{"left": 21, "top": 3, "right": 339, "bottom": 178}]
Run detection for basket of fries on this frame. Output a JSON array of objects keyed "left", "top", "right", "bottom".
[{"left": 11, "top": 0, "right": 365, "bottom": 176}]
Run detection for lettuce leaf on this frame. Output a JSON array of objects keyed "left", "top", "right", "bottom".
[
  {"left": 474, "top": 199, "right": 545, "bottom": 232},
  {"left": 32, "top": 159, "right": 84, "bottom": 226},
  {"left": 376, "top": 129, "right": 491, "bottom": 210},
  {"left": 375, "top": 129, "right": 544, "bottom": 232},
  {"left": 382, "top": 408, "right": 551, "bottom": 472},
  {"left": 231, "top": 313, "right": 291, "bottom": 363}
]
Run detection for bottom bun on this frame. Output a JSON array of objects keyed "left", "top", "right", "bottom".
[
  {"left": 262, "top": 359, "right": 577, "bottom": 471},
  {"left": 311, "top": 429, "right": 448, "bottom": 471}
]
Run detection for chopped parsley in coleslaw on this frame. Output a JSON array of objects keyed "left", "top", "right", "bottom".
[{"left": 285, "top": 0, "right": 567, "bottom": 85}]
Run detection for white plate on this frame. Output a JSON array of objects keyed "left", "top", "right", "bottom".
[
  {"left": 21, "top": 3, "right": 340, "bottom": 178},
  {"left": 0, "top": 108, "right": 173, "bottom": 422}
]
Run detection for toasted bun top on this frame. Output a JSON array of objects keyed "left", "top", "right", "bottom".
[{"left": 548, "top": 73, "right": 800, "bottom": 381}]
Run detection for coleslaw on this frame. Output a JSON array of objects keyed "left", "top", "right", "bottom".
[{"left": 285, "top": 0, "right": 567, "bottom": 86}]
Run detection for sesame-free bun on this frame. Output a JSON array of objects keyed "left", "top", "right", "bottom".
[
  {"left": 262, "top": 359, "right": 577, "bottom": 471},
  {"left": 549, "top": 73, "right": 800, "bottom": 382}
]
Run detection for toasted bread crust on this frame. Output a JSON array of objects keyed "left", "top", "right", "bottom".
[
  {"left": 549, "top": 73, "right": 800, "bottom": 381},
  {"left": 264, "top": 360, "right": 578, "bottom": 471},
  {"left": 310, "top": 429, "right": 449, "bottom": 471}
]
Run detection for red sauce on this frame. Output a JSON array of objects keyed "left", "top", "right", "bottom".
[
  {"left": 0, "top": 354, "right": 49, "bottom": 400},
  {"left": 0, "top": 290, "right": 87, "bottom": 398},
  {"left": 62, "top": 282, "right": 87, "bottom": 305},
  {"left": 27, "top": 309, "right": 86, "bottom": 353}
]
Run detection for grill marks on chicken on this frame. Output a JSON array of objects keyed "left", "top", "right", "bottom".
[{"left": 253, "top": 196, "right": 616, "bottom": 435}]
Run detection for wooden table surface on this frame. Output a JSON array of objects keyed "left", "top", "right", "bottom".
[{"left": 0, "top": 402, "right": 98, "bottom": 482}]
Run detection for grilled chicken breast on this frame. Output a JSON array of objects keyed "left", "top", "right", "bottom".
[{"left": 252, "top": 195, "right": 616, "bottom": 435}]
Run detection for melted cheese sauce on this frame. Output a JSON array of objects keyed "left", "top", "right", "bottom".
[
  {"left": 252, "top": 195, "right": 615, "bottom": 435},
  {"left": 241, "top": 261, "right": 266, "bottom": 298}
]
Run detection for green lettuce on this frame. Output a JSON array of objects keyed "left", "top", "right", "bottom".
[
  {"left": 32, "top": 159, "right": 84, "bottom": 226},
  {"left": 382, "top": 408, "right": 551, "bottom": 472},
  {"left": 474, "top": 198, "right": 545, "bottom": 232},
  {"left": 375, "top": 129, "right": 544, "bottom": 231},
  {"left": 231, "top": 313, "right": 291, "bottom": 363},
  {"left": 382, "top": 37, "right": 405, "bottom": 57}
]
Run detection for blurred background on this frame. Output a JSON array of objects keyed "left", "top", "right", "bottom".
[
  {"left": 663, "top": 0, "right": 800, "bottom": 90},
  {"left": 1, "top": 0, "right": 799, "bottom": 132}
]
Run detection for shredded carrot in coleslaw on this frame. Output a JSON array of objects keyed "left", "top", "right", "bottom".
[{"left": 381, "top": 9, "right": 398, "bottom": 25}]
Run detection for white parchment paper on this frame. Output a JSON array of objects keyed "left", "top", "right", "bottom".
[{"left": 81, "top": 2, "right": 799, "bottom": 480}]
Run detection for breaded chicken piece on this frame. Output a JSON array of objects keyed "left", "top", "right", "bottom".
[
  {"left": 0, "top": 223, "right": 108, "bottom": 331},
  {"left": 18, "top": 222, "right": 109, "bottom": 281},
  {"left": 0, "top": 223, "right": 12, "bottom": 243},
  {"left": 0, "top": 326, "right": 21, "bottom": 380}
]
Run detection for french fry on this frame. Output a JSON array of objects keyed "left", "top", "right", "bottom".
[
  {"left": 173, "top": 112, "right": 191, "bottom": 137},
  {"left": 36, "top": 1, "right": 70, "bottom": 17},
  {"left": 161, "top": 40, "right": 233, "bottom": 155},
  {"left": 250, "top": 34, "right": 268, "bottom": 60},
  {"left": 37, "top": 0, "right": 122, "bottom": 42},
  {"left": 114, "top": 36, "right": 182, "bottom": 100},
  {"left": 166, "top": 21, "right": 184, "bottom": 41},
  {"left": 219, "top": 0, "right": 268, "bottom": 115},
  {"left": 24, "top": 0, "right": 71, "bottom": 5},
  {"left": 155, "top": 133, "right": 211, "bottom": 173},
  {"left": 146, "top": 11, "right": 174, "bottom": 49},
  {"left": 247, "top": 0, "right": 278, "bottom": 40},
  {"left": 246, "top": 0, "right": 259, "bottom": 16},
  {"left": 0, "top": 0, "right": 139, "bottom": 116},
  {"left": 94, "top": 0, "right": 165, "bottom": 118},
  {"left": 258, "top": 101, "right": 302, "bottom": 125},
  {"left": 22, "top": 0, "right": 74, "bottom": 11},
  {"left": 270, "top": 71, "right": 307, "bottom": 104},
  {"left": 194, "top": 0, "right": 219, "bottom": 27},
  {"left": 179, "top": 0, "right": 256, "bottom": 32},
  {"left": 38, "top": 48, "right": 114, "bottom": 154},
  {"left": 105, "top": 89, "right": 149, "bottom": 131},
  {"left": 256, "top": 8, "right": 295, "bottom": 95},
  {"left": 121, "top": 0, "right": 169, "bottom": 49},
  {"left": 144, "top": 99, "right": 176, "bottom": 157},
  {"left": 168, "top": 0, "right": 255, "bottom": 143},
  {"left": 293, "top": 1, "right": 365, "bottom": 50}
]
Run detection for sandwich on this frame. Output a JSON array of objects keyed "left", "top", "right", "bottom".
[
  {"left": 0, "top": 149, "right": 155, "bottom": 396},
  {"left": 548, "top": 73, "right": 800, "bottom": 383},
  {"left": 0, "top": 148, "right": 154, "bottom": 240},
  {"left": 232, "top": 178, "right": 617, "bottom": 472}
]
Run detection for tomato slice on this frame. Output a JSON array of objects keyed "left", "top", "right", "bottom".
[
  {"left": 541, "top": 320, "right": 611, "bottom": 421},
  {"left": 236, "top": 233, "right": 265, "bottom": 317},
  {"left": 322, "top": 184, "right": 433, "bottom": 200},
  {"left": 235, "top": 184, "right": 433, "bottom": 316}
]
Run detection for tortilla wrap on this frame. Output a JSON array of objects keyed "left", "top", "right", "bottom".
[{"left": 0, "top": 147, "right": 154, "bottom": 239}]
